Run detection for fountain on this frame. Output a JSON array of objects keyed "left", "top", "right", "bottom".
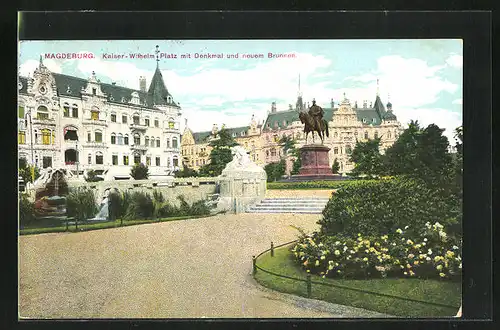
[{"left": 87, "top": 190, "right": 110, "bottom": 222}]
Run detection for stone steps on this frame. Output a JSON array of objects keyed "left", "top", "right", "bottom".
[{"left": 247, "top": 197, "right": 329, "bottom": 214}]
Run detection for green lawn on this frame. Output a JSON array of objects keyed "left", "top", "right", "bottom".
[
  {"left": 20, "top": 214, "right": 216, "bottom": 236},
  {"left": 254, "top": 246, "right": 461, "bottom": 318}
]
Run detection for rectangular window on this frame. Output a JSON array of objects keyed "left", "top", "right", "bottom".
[
  {"left": 123, "top": 155, "right": 129, "bottom": 165},
  {"left": 133, "top": 116, "right": 139, "bottom": 125},
  {"left": 145, "top": 137, "right": 149, "bottom": 146},
  {"left": 154, "top": 120, "right": 159, "bottom": 128},
  {"left": 167, "top": 139, "right": 171, "bottom": 148},
  {"left": 122, "top": 115, "right": 127, "bottom": 124},
  {"left": 173, "top": 158, "right": 178, "bottom": 167},
  {"left": 172, "top": 139, "right": 178, "bottom": 149},
  {"left": 72, "top": 107, "right": 78, "bottom": 118},
  {"left": 111, "top": 114, "right": 116, "bottom": 122},
  {"left": 124, "top": 136, "right": 129, "bottom": 145},
  {"left": 18, "top": 106, "right": 25, "bottom": 119},
  {"left": 112, "top": 155, "right": 118, "bottom": 165},
  {"left": 96, "top": 154, "right": 103, "bottom": 164},
  {"left": 63, "top": 106, "right": 70, "bottom": 117},
  {"left": 91, "top": 111, "right": 99, "bottom": 120},
  {"left": 111, "top": 135, "right": 116, "bottom": 144},
  {"left": 42, "top": 157, "right": 52, "bottom": 169},
  {"left": 134, "top": 155, "right": 141, "bottom": 164},
  {"left": 87, "top": 132, "right": 91, "bottom": 142},
  {"left": 88, "top": 154, "right": 92, "bottom": 164},
  {"left": 92, "top": 88, "right": 96, "bottom": 95},
  {"left": 37, "top": 112, "right": 49, "bottom": 120},
  {"left": 168, "top": 121, "right": 175, "bottom": 129},
  {"left": 145, "top": 119, "right": 150, "bottom": 127},
  {"left": 334, "top": 148, "right": 339, "bottom": 155},
  {"left": 155, "top": 157, "right": 160, "bottom": 166},
  {"left": 117, "top": 135, "right": 123, "bottom": 145},
  {"left": 151, "top": 139, "right": 155, "bottom": 147},
  {"left": 134, "top": 136, "right": 140, "bottom": 145},
  {"left": 18, "top": 132, "right": 26, "bottom": 144},
  {"left": 42, "top": 130, "right": 51, "bottom": 145},
  {"left": 156, "top": 140, "right": 160, "bottom": 148},
  {"left": 146, "top": 157, "right": 151, "bottom": 166},
  {"left": 95, "top": 132, "right": 102, "bottom": 143}
]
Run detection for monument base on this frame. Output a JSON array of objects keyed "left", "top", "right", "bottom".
[{"left": 290, "top": 144, "right": 336, "bottom": 181}]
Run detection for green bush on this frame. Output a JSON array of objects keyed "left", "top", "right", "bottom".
[
  {"left": 125, "top": 191, "right": 154, "bottom": 219},
  {"left": 264, "top": 160, "right": 286, "bottom": 182},
  {"left": 108, "top": 190, "right": 124, "bottom": 221},
  {"left": 292, "top": 223, "right": 462, "bottom": 281},
  {"left": 189, "top": 200, "right": 211, "bottom": 216},
  {"left": 267, "top": 179, "right": 376, "bottom": 190},
  {"left": 130, "top": 163, "right": 149, "bottom": 180},
  {"left": 318, "top": 177, "right": 462, "bottom": 238},
  {"left": 66, "top": 187, "right": 98, "bottom": 221},
  {"left": 19, "top": 165, "right": 40, "bottom": 184},
  {"left": 85, "top": 170, "right": 102, "bottom": 182},
  {"left": 19, "top": 193, "right": 35, "bottom": 225}
]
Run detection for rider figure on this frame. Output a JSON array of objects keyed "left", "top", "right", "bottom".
[{"left": 308, "top": 99, "right": 324, "bottom": 131}]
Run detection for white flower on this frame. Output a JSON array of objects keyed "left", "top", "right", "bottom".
[
  {"left": 318, "top": 243, "right": 324, "bottom": 247},
  {"left": 459, "top": 263, "right": 462, "bottom": 269},
  {"left": 396, "top": 228, "right": 403, "bottom": 234},
  {"left": 422, "top": 242, "right": 426, "bottom": 246},
  {"left": 335, "top": 241, "right": 340, "bottom": 245},
  {"left": 392, "top": 243, "right": 396, "bottom": 246},
  {"left": 453, "top": 245, "right": 459, "bottom": 250},
  {"left": 426, "top": 257, "right": 431, "bottom": 261},
  {"left": 404, "top": 226, "right": 409, "bottom": 230},
  {"left": 428, "top": 249, "right": 433, "bottom": 255},
  {"left": 423, "top": 238, "right": 428, "bottom": 242},
  {"left": 320, "top": 255, "right": 326, "bottom": 260}
]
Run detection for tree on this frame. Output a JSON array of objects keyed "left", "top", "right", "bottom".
[
  {"left": 19, "top": 164, "right": 40, "bottom": 184},
  {"left": 331, "top": 158, "right": 340, "bottom": 174},
  {"left": 264, "top": 160, "right": 286, "bottom": 182},
  {"left": 85, "top": 169, "right": 103, "bottom": 182},
  {"left": 279, "top": 135, "right": 296, "bottom": 156},
  {"left": 349, "top": 137, "right": 383, "bottom": 177},
  {"left": 198, "top": 126, "right": 239, "bottom": 177},
  {"left": 174, "top": 165, "right": 199, "bottom": 178},
  {"left": 130, "top": 163, "right": 149, "bottom": 180}
]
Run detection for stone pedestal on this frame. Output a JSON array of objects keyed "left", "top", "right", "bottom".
[
  {"left": 291, "top": 144, "right": 336, "bottom": 180},
  {"left": 215, "top": 147, "right": 267, "bottom": 214}
]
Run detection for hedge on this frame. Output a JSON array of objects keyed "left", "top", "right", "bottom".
[
  {"left": 267, "top": 179, "right": 379, "bottom": 190},
  {"left": 318, "top": 177, "right": 462, "bottom": 239}
]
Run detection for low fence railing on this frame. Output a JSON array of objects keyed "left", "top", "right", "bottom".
[{"left": 252, "top": 240, "right": 461, "bottom": 311}]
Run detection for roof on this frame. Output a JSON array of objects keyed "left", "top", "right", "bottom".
[
  {"left": 263, "top": 97, "right": 396, "bottom": 130},
  {"left": 192, "top": 131, "right": 213, "bottom": 144},
  {"left": 18, "top": 66, "right": 179, "bottom": 110}
]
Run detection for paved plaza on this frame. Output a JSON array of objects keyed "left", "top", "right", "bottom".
[{"left": 19, "top": 212, "right": 387, "bottom": 319}]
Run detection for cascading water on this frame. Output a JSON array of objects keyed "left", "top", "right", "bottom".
[{"left": 88, "top": 195, "right": 110, "bottom": 222}]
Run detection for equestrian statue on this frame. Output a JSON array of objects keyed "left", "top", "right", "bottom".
[{"left": 298, "top": 99, "right": 329, "bottom": 144}]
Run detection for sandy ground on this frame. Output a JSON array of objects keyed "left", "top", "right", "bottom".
[
  {"left": 19, "top": 213, "right": 387, "bottom": 319},
  {"left": 265, "top": 189, "right": 335, "bottom": 198}
]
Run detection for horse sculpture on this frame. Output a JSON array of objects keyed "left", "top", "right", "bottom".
[{"left": 299, "top": 111, "right": 330, "bottom": 144}]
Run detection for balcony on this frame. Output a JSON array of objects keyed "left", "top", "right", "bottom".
[
  {"left": 131, "top": 144, "right": 148, "bottom": 152},
  {"left": 130, "top": 123, "right": 148, "bottom": 132},
  {"left": 84, "top": 141, "right": 108, "bottom": 148},
  {"left": 32, "top": 118, "right": 56, "bottom": 126},
  {"left": 165, "top": 147, "right": 180, "bottom": 153},
  {"left": 83, "top": 119, "right": 107, "bottom": 127},
  {"left": 163, "top": 128, "right": 179, "bottom": 134}
]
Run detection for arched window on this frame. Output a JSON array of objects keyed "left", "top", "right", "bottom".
[
  {"left": 271, "top": 148, "right": 276, "bottom": 157},
  {"left": 124, "top": 134, "right": 129, "bottom": 145},
  {"left": 150, "top": 137, "right": 155, "bottom": 147},
  {"left": 91, "top": 107, "right": 99, "bottom": 120},
  {"left": 156, "top": 138, "right": 160, "bottom": 148},
  {"left": 364, "top": 131, "right": 369, "bottom": 140},
  {"left": 134, "top": 134, "right": 140, "bottom": 145},
  {"left": 387, "top": 131, "right": 391, "bottom": 139},
  {"left": 172, "top": 137, "right": 178, "bottom": 148},
  {"left": 95, "top": 151, "right": 104, "bottom": 165},
  {"left": 41, "top": 129, "right": 51, "bottom": 145},
  {"left": 296, "top": 132, "right": 301, "bottom": 140},
  {"left": 37, "top": 106, "right": 49, "bottom": 120},
  {"left": 168, "top": 118, "right": 175, "bottom": 129},
  {"left": 64, "top": 149, "right": 78, "bottom": 164},
  {"left": 111, "top": 133, "right": 116, "bottom": 144},
  {"left": 63, "top": 103, "right": 70, "bottom": 117},
  {"left": 173, "top": 156, "right": 179, "bottom": 167},
  {"left": 95, "top": 130, "right": 103, "bottom": 143},
  {"left": 72, "top": 104, "right": 79, "bottom": 118},
  {"left": 63, "top": 126, "right": 78, "bottom": 141},
  {"left": 334, "top": 147, "right": 339, "bottom": 155},
  {"left": 117, "top": 133, "right": 123, "bottom": 145},
  {"left": 88, "top": 153, "right": 92, "bottom": 165},
  {"left": 346, "top": 145, "right": 352, "bottom": 155},
  {"left": 166, "top": 138, "right": 171, "bottom": 148},
  {"left": 145, "top": 136, "right": 150, "bottom": 147},
  {"left": 374, "top": 131, "right": 379, "bottom": 139}
]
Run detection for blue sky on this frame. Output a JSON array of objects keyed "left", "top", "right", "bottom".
[{"left": 18, "top": 39, "right": 462, "bottom": 142}]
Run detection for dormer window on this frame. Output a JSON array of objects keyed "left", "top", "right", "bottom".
[
  {"left": 66, "top": 86, "right": 72, "bottom": 94},
  {"left": 91, "top": 108, "right": 99, "bottom": 120},
  {"left": 110, "top": 96, "right": 114, "bottom": 101},
  {"left": 232, "top": 132, "right": 237, "bottom": 137},
  {"left": 167, "top": 96, "right": 172, "bottom": 103},
  {"left": 241, "top": 131, "right": 246, "bottom": 137},
  {"left": 372, "top": 118, "right": 376, "bottom": 123},
  {"left": 362, "top": 118, "right": 367, "bottom": 124},
  {"left": 122, "top": 97, "right": 126, "bottom": 103}
]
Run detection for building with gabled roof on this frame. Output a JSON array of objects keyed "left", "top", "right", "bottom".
[{"left": 18, "top": 55, "right": 183, "bottom": 178}]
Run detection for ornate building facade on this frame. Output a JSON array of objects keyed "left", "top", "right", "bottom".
[
  {"left": 181, "top": 91, "right": 403, "bottom": 175},
  {"left": 18, "top": 57, "right": 182, "bottom": 177}
]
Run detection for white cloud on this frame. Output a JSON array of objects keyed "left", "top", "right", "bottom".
[
  {"left": 453, "top": 99, "right": 462, "bottom": 105},
  {"left": 19, "top": 59, "right": 62, "bottom": 77},
  {"left": 446, "top": 54, "right": 463, "bottom": 68}
]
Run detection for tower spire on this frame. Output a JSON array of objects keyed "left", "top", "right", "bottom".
[
  {"left": 155, "top": 45, "right": 160, "bottom": 68},
  {"left": 376, "top": 78, "right": 380, "bottom": 96},
  {"left": 39, "top": 55, "right": 43, "bottom": 66}
]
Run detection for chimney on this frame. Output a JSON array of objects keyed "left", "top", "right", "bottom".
[
  {"left": 331, "top": 98, "right": 334, "bottom": 108},
  {"left": 139, "top": 76, "right": 147, "bottom": 92},
  {"left": 111, "top": 82, "right": 116, "bottom": 85},
  {"left": 355, "top": 101, "right": 358, "bottom": 108},
  {"left": 370, "top": 101, "right": 373, "bottom": 108},
  {"left": 289, "top": 104, "right": 293, "bottom": 110},
  {"left": 271, "top": 101, "right": 277, "bottom": 113},
  {"left": 363, "top": 100, "right": 367, "bottom": 108}
]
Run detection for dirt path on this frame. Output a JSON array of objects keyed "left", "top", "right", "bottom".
[{"left": 19, "top": 213, "right": 387, "bottom": 319}]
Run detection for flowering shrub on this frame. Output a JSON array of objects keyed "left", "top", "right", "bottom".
[{"left": 292, "top": 222, "right": 462, "bottom": 281}]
